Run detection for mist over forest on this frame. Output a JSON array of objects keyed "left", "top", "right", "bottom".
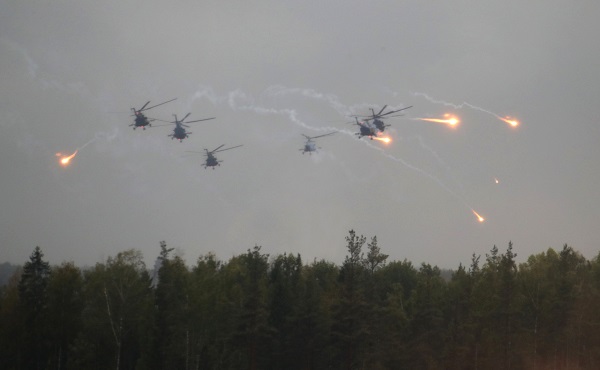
[{"left": 2, "top": 230, "right": 599, "bottom": 369}]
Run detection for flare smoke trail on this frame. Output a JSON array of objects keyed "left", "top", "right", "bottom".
[
  {"left": 364, "top": 138, "right": 482, "bottom": 220},
  {"left": 56, "top": 127, "right": 120, "bottom": 167},
  {"left": 189, "top": 86, "right": 351, "bottom": 136},
  {"left": 408, "top": 136, "right": 465, "bottom": 194},
  {"left": 263, "top": 86, "right": 352, "bottom": 117},
  {"left": 56, "top": 137, "right": 97, "bottom": 166},
  {"left": 412, "top": 92, "right": 519, "bottom": 127},
  {"left": 191, "top": 85, "right": 484, "bottom": 221},
  {"left": 413, "top": 114, "right": 460, "bottom": 127}
]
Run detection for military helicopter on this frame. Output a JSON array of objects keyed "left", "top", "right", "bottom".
[
  {"left": 187, "top": 144, "right": 243, "bottom": 169},
  {"left": 300, "top": 132, "right": 336, "bottom": 154},
  {"left": 352, "top": 105, "right": 413, "bottom": 132},
  {"left": 155, "top": 113, "right": 215, "bottom": 142},
  {"left": 130, "top": 98, "right": 177, "bottom": 130},
  {"left": 350, "top": 117, "right": 379, "bottom": 139}
]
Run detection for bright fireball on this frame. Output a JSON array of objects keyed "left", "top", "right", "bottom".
[
  {"left": 56, "top": 150, "right": 78, "bottom": 167},
  {"left": 472, "top": 210, "right": 485, "bottom": 223}
]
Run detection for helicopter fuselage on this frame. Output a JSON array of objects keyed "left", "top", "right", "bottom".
[
  {"left": 171, "top": 124, "right": 188, "bottom": 141},
  {"left": 357, "top": 123, "right": 377, "bottom": 139},
  {"left": 302, "top": 141, "right": 317, "bottom": 154},
  {"left": 130, "top": 98, "right": 177, "bottom": 130},
  {"left": 204, "top": 154, "right": 219, "bottom": 168},
  {"left": 372, "top": 118, "right": 387, "bottom": 132},
  {"left": 132, "top": 112, "right": 151, "bottom": 130}
]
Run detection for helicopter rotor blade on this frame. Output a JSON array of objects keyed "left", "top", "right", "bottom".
[
  {"left": 142, "top": 98, "right": 177, "bottom": 111},
  {"left": 185, "top": 117, "right": 216, "bottom": 123},
  {"left": 138, "top": 101, "right": 151, "bottom": 111},
  {"left": 180, "top": 113, "right": 191, "bottom": 122},
  {"left": 376, "top": 105, "right": 387, "bottom": 116},
  {"left": 351, "top": 117, "right": 366, "bottom": 126},
  {"left": 381, "top": 114, "right": 406, "bottom": 119},
  {"left": 148, "top": 117, "right": 173, "bottom": 124},
  {"left": 209, "top": 144, "right": 226, "bottom": 153},
  {"left": 382, "top": 105, "right": 413, "bottom": 116},
  {"left": 214, "top": 144, "right": 243, "bottom": 153},
  {"left": 309, "top": 131, "right": 337, "bottom": 139}
]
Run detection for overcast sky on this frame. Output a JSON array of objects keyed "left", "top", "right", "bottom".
[{"left": 2, "top": 0, "right": 599, "bottom": 269}]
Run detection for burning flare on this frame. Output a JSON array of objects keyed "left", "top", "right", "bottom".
[
  {"left": 494, "top": 177, "right": 500, "bottom": 184},
  {"left": 472, "top": 209, "right": 485, "bottom": 223},
  {"left": 418, "top": 114, "right": 460, "bottom": 127},
  {"left": 56, "top": 150, "right": 78, "bottom": 167},
  {"left": 373, "top": 135, "right": 392, "bottom": 144},
  {"left": 499, "top": 116, "right": 519, "bottom": 127}
]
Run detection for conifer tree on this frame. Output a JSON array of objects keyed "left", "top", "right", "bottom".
[
  {"left": 333, "top": 230, "right": 369, "bottom": 369},
  {"left": 18, "top": 246, "right": 51, "bottom": 369},
  {"left": 46, "top": 261, "right": 84, "bottom": 370}
]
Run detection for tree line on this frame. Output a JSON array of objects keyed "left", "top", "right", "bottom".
[{"left": 1, "top": 231, "right": 599, "bottom": 369}]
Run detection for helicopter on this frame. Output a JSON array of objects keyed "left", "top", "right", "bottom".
[
  {"left": 130, "top": 98, "right": 177, "bottom": 130},
  {"left": 154, "top": 113, "right": 215, "bottom": 142},
  {"left": 352, "top": 105, "right": 413, "bottom": 132},
  {"left": 350, "top": 117, "right": 379, "bottom": 139},
  {"left": 187, "top": 144, "right": 243, "bottom": 169},
  {"left": 300, "top": 132, "right": 336, "bottom": 154}
]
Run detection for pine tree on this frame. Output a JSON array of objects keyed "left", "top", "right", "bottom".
[
  {"left": 227, "top": 246, "right": 272, "bottom": 370},
  {"left": 18, "top": 246, "right": 51, "bottom": 369},
  {"left": 0, "top": 267, "right": 23, "bottom": 369},
  {"left": 333, "top": 230, "right": 369, "bottom": 369},
  {"left": 406, "top": 263, "right": 447, "bottom": 369},
  {"left": 46, "top": 261, "right": 84, "bottom": 370},
  {"left": 153, "top": 241, "right": 192, "bottom": 370},
  {"left": 268, "top": 253, "right": 303, "bottom": 369}
]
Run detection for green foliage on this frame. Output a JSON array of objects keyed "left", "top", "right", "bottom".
[
  {"left": 18, "top": 246, "right": 51, "bottom": 369},
  {"left": 70, "top": 249, "right": 153, "bottom": 370},
  {"left": 153, "top": 241, "right": 192, "bottom": 370},
  {"left": 2, "top": 238, "right": 600, "bottom": 369},
  {"left": 0, "top": 266, "right": 22, "bottom": 369},
  {"left": 46, "top": 262, "right": 84, "bottom": 370}
]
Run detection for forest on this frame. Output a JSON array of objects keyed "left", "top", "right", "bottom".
[{"left": 1, "top": 231, "right": 599, "bottom": 370}]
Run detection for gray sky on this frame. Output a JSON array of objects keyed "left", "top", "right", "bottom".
[{"left": 2, "top": 0, "right": 599, "bottom": 268}]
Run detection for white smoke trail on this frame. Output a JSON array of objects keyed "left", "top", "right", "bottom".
[
  {"left": 1, "top": 37, "right": 39, "bottom": 80},
  {"left": 411, "top": 92, "right": 508, "bottom": 121},
  {"left": 74, "top": 126, "right": 120, "bottom": 151},
  {"left": 359, "top": 137, "right": 471, "bottom": 207},
  {"left": 190, "top": 85, "right": 478, "bottom": 213},
  {"left": 190, "top": 85, "right": 346, "bottom": 135},
  {"left": 395, "top": 135, "right": 466, "bottom": 195},
  {"left": 262, "top": 85, "right": 352, "bottom": 117}
]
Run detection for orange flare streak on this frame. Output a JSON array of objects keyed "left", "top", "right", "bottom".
[
  {"left": 472, "top": 210, "right": 485, "bottom": 223},
  {"left": 500, "top": 116, "right": 519, "bottom": 127},
  {"left": 373, "top": 136, "right": 391, "bottom": 144},
  {"left": 418, "top": 114, "right": 460, "bottom": 127},
  {"left": 57, "top": 150, "right": 78, "bottom": 167}
]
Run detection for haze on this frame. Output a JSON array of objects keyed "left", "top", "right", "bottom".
[{"left": 1, "top": 1, "right": 599, "bottom": 268}]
